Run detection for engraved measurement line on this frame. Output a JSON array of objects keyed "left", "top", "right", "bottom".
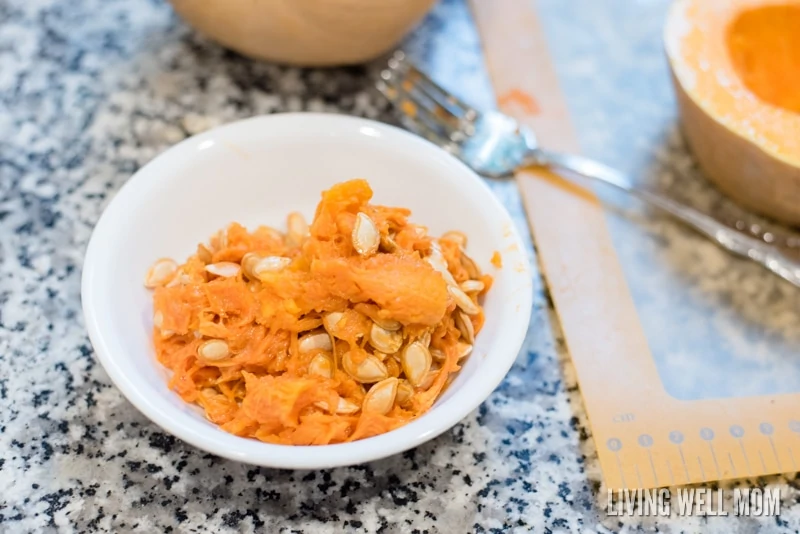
[
  {"left": 758, "top": 450, "right": 767, "bottom": 472},
  {"left": 606, "top": 438, "right": 626, "bottom": 488},
  {"left": 730, "top": 425, "right": 751, "bottom": 476},
  {"left": 647, "top": 450, "right": 658, "bottom": 487},
  {"left": 738, "top": 440, "right": 752, "bottom": 476},
  {"left": 614, "top": 452, "right": 626, "bottom": 488},
  {"left": 708, "top": 443, "right": 721, "bottom": 478},
  {"left": 666, "top": 458, "right": 675, "bottom": 486},
  {"left": 788, "top": 447, "right": 797, "bottom": 471},
  {"left": 668, "top": 431, "right": 690, "bottom": 483},
  {"left": 728, "top": 452, "right": 737, "bottom": 478},
  {"left": 678, "top": 446, "right": 689, "bottom": 483},
  {"left": 768, "top": 437, "right": 781, "bottom": 470},
  {"left": 635, "top": 464, "right": 643, "bottom": 488},
  {"left": 636, "top": 434, "right": 657, "bottom": 487},
  {"left": 697, "top": 456, "right": 706, "bottom": 482},
  {"left": 759, "top": 423, "right": 780, "bottom": 471}
]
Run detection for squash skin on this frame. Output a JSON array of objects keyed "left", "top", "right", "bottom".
[
  {"left": 167, "top": 0, "right": 437, "bottom": 67},
  {"left": 671, "top": 69, "right": 800, "bottom": 226},
  {"left": 665, "top": 0, "right": 800, "bottom": 226}
]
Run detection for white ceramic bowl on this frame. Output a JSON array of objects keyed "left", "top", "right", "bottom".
[{"left": 82, "top": 112, "right": 532, "bottom": 469}]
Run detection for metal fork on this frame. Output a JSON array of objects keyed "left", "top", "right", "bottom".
[{"left": 375, "top": 51, "right": 800, "bottom": 289}]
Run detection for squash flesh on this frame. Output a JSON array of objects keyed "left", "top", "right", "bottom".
[
  {"left": 727, "top": 5, "right": 800, "bottom": 114},
  {"left": 148, "top": 179, "right": 491, "bottom": 444}
]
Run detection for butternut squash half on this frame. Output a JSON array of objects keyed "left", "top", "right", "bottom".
[{"left": 665, "top": 0, "right": 800, "bottom": 225}]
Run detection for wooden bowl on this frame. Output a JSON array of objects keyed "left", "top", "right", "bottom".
[{"left": 167, "top": 0, "right": 438, "bottom": 67}]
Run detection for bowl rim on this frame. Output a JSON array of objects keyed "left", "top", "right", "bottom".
[{"left": 81, "top": 112, "right": 533, "bottom": 468}]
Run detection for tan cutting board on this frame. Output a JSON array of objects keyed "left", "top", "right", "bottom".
[{"left": 470, "top": 0, "right": 800, "bottom": 489}]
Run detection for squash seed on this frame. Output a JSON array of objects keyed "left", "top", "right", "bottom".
[
  {"left": 418, "top": 368, "right": 438, "bottom": 390},
  {"left": 196, "top": 244, "right": 213, "bottom": 264},
  {"left": 240, "top": 253, "right": 258, "bottom": 278},
  {"left": 241, "top": 253, "right": 260, "bottom": 278},
  {"left": 165, "top": 268, "right": 191, "bottom": 288},
  {"left": 368, "top": 323, "right": 403, "bottom": 354},
  {"left": 197, "top": 339, "right": 229, "bottom": 361},
  {"left": 210, "top": 229, "right": 228, "bottom": 252},
  {"left": 286, "top": 212, "right": 309, "bottom": 245},
  {"left": 454, "top": 311, "right": 475, "bottom": 343},
  {"left": 441, "top": 230, "right": 467, "bottom": 248},
  {"left": 352, "top": 213, "right": 380, "bottom": 256},
  {"left": 144, "top": 258, "right": 178, "bottom": 288},
  {"left": 448, "top": 285, "right": 480, "bottom": 315},
  {"left": 460, "top": 251, "right": 481, "bottom": 279},
  {"left": 251, "top": 256, "right": 291, "bottom": 278},
  {"left": 374, "top": 316, "right": 402, "bottom": 331},
  {"left": 336, "top": 398, "right": 361, "bottom": 415},
  {"left": 259, "top": 226, "right": 286, "bottom": 244},
  {"left": 395, "top": 380, "right": 414, "bottom": 406},
  {"left": 205, "top": 262, "right": 241, "bottom": 278},
  {"left": 299, "top": 332, "right": 333, "bottom": 354},
  {"left": 457, "top": 341, "right": 473, "bottom": 360},
  {"left": 459, "top": 280, "right": 485, "bottom": 293},
  {"left": 354, "top": 303, "right": 402, "bottom": 331},
  {"left": 323, "top": 312, "right": 344, "bottom": 338},
  {"left": 426, "top": 242, "right": 457, "bottom": 286},
  {"left": 342, "top": 352, "right": 389, "bottom": 383},
  {"left": 430, "top": 348, "right": 446, "bottom": 362},
  {"left": 418, "top": 330, "right": 432, "bottom": 348},
  {"left": 362, "top": 378, "right": 398, "bottom": 415},
  {"left": 400, "top": 341, "right": 432, "bottom": 387},
  {"left": 308, "top": 353, "right": 334, "bottom": 378},
  {"left": 315, "top": 397, "right": 361, "bottom": 415}
]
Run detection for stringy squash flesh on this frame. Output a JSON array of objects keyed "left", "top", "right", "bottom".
[{"left": 145, "top": 179, "right": 492, "bottom": 445}]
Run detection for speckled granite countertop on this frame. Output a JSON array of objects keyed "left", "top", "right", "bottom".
[{"left": 2, "top": 0, "right": 799, "bottom": 532}]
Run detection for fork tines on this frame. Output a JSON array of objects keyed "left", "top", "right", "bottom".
[{"left": 376, "top": 50, "right": 478, "bottom": 148}]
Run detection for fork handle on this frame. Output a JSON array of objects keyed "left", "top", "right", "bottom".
[{"left": 529, "top": 149, "right": 800, "bottom": 288}]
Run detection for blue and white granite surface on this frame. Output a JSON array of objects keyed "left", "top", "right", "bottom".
[{"left": 1, "top": 0, "right": 798, "bottom": 532}]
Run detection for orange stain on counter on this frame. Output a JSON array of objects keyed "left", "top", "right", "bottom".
[
  {"left": 522, "top": 168, "right": 599, "bottom": 204},
  {"left": 400, "top": 100, "right": 418, "bottom": 118},
  {"left": 497, "top": 88, "right": 541, "bottom": 115}
]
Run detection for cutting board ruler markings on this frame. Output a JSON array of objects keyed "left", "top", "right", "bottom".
[
  {"left": 594, "top": 413, "right": 800, "bottom": 488},
  {"left": 593, "top": 410, "right": 800, "bottom": 488}
]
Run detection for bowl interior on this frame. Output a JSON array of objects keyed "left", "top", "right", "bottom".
[{"left": 82, "top": 113, "right": 532, "bottom": 467}]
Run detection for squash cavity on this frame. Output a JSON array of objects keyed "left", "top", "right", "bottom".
[{"left": 726, "top": 4, "right": 800, "bottom": 114}]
